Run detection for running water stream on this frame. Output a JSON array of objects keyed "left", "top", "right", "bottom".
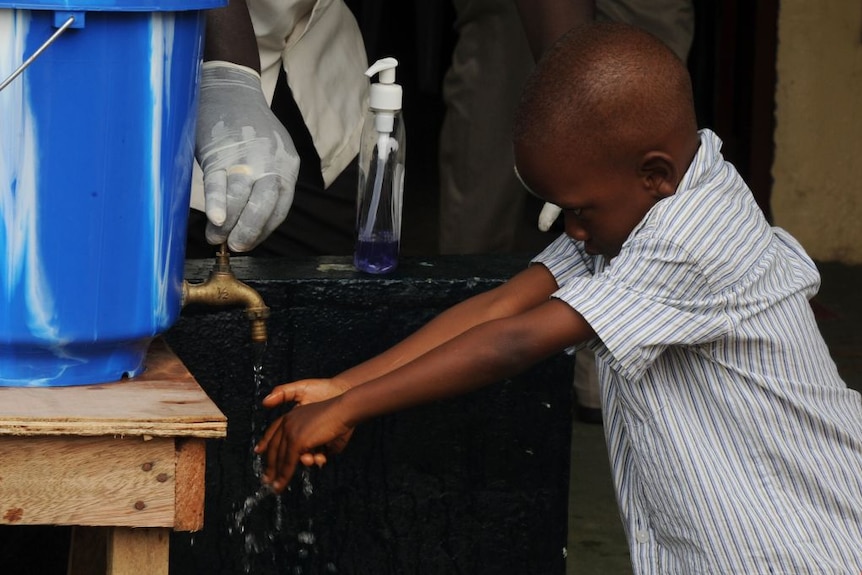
[{"left": 225, "top": 343, "right": 337, "bottom": 574}]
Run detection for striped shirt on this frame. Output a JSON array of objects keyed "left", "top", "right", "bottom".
[{"left": 534, "top": 130, "right": 862, "bottom": 573}]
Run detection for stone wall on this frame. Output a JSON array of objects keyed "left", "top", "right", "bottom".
[{"left": 772, "top": 0, "right": 862, "bottom": 263}]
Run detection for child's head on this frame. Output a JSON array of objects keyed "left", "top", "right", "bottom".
[{"left": 513, "top": 22, "right": 700, "bottom": 258}]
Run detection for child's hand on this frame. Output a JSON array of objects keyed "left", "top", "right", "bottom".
[
  {"left": 260, "top": 378, "right": 352, "bottom": 468},
  {"left": 262, "top": 377, "right": 349, "bottom": 409},
  {"left": 254, "top": 396, "right": 354, "bottom": 493}
]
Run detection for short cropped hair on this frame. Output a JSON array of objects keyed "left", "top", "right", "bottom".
[{"left": 513, "top": 22, "right": 696, "bottom": 165}]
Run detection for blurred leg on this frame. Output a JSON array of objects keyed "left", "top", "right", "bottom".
[{"left": 438, "top": 0, "right": 534, "bottom": 254}]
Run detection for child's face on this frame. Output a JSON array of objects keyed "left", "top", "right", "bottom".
[{"left": 515, "top": 141, "right": 666, "bottom": 258}]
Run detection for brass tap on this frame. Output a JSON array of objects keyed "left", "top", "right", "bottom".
[{"left": 182, "top": 244, "right": 270, "bottom": 343}]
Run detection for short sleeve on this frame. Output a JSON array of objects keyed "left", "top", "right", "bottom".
[
  {"left": 552, "top": 236, "right": 731, "bottom": 381},
  {"left": 531, "top": 234, "right": 595, "bottom": 285}
]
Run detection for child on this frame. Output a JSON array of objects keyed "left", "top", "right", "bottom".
[{"left": 255, "top": 22, "right": 862, "bottom": 573}]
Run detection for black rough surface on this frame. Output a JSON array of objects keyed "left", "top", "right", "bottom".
[{"left": 168, "top": 255, "right": 573, "bottom": 575}]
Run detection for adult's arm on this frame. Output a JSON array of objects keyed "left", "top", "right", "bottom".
[
  {"left": 195, "top": 0, "right": 300, "bottom": 252},
  {"left": 514, "top": 0, "right": 595, "bottom": 61},
  {"left": 203, "top": 0, "right": 260, "bottom": 71}
]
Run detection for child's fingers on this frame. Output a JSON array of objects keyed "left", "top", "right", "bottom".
[
  {"left": 262, "top": 423, "right": 285, "bottom": 484},
  {"left": 253, "top": 416, "right": 281, "bottom": 453},
  {"left": 262, "top": 385, "right": 299, "bottom": 407},
  {"left": 299, "top": 451, "right": 328, "bottom": 467},
  {"left": 263, "top": 379, "right": 328, "bottom": 407},
  {"left": 271, "top": 430, "right": 299, "bottom": 493}
]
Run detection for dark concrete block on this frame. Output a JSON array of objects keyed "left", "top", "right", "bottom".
[{"left": 166, "top": 255, "right": 573, "bottom": 575}]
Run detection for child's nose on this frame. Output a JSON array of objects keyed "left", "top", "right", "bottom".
[{"left": 564, "top": 218, "right": 589, "bottom": 242}]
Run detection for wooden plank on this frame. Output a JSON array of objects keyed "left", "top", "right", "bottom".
[
  {"left": 0, "top": 436, "right": 175, "bottom": 527},
  {"left": 173, "top": 438, "right": 206, "bottom": 531},
  {"left": 0, "top": 339, "right": 226, "bottom": 438},
  {"left": 106, "top": 527, "right": 170, "bottom": 575}
]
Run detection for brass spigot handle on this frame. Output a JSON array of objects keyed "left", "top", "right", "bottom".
[
  {"left": 182, "top": 243, "right": 271, "bottom": 344},
  {"left": 214, "top": 242, "right": 231, "bottom": 273}
]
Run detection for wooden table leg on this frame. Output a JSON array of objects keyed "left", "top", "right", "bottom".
[
  {"left": 107, "top": 527, "right": 169, "bottom": 575},
  {"left": 68, "top": 526, "right": 169, "bottom": 575}
]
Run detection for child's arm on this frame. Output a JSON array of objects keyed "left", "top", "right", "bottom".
[
  {"left": 264, "top": 263, "right": 562, "bottom": 403},
  {"left": 256, "top": 265, "right": 596, "bottom": 491},
  {"left": 258, "top": 263, "right": 567, "bottom": 470},
  {"left": 337, "top": 294, "right": 592, "bottom": 418}
]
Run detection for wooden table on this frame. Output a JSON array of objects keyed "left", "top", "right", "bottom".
[{"left": 0, "top": 338, "right": 227, "bottom": 575}]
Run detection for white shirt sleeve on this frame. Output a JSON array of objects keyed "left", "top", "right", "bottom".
[{"left": 250, "top": 0, "right": 368, "bottom": 186}]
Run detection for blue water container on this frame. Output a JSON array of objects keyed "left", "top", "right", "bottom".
[{"left": 0, "top": 0, "right": 225, "bottom": 386}]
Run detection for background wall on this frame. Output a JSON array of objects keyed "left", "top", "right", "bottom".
[{"left": 771, "top": 0, "right": 862, "bottom": 263}]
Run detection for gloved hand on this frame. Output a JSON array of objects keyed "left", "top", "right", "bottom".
[
  {"left": 195, "top": 61, "right": 300, "bottom": 252},
  {"left": 538, "top": 202, "right": 562, "bottom": 232}
]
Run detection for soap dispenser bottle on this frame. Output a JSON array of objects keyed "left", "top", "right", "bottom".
[{"left": 354, "top": 57, "right": 406, "bottom": 274}]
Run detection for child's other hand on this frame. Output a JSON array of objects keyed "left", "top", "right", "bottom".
[{"left": 254, "top": 397, "right": 354, "bottom": 493}]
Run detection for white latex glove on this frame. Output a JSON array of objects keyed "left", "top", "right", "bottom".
[
  {"left": 538, "top": 202, "right": 562, "bottom": 232},
  {"left": 195, "top": 61, "right": 300, "bottom": 252}
]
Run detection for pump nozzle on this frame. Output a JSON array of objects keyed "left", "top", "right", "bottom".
[
  {"left": 365, "top": 58, "right": 402, "bottom": 117},
  {"left": 365, "top": 57, "right": 399, "bottom": 86}
]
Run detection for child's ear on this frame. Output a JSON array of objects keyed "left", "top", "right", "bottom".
[{"left": 639, "top": 151, "right": 678, "bottom": 199}]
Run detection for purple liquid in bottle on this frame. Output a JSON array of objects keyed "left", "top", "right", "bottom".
[{"left": 354, "top": 234, "right": 399, "bottom": 274}]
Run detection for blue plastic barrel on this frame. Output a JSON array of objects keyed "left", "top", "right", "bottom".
[{"left": 0, "top": 0, "right": 225, "bottom": 386}]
